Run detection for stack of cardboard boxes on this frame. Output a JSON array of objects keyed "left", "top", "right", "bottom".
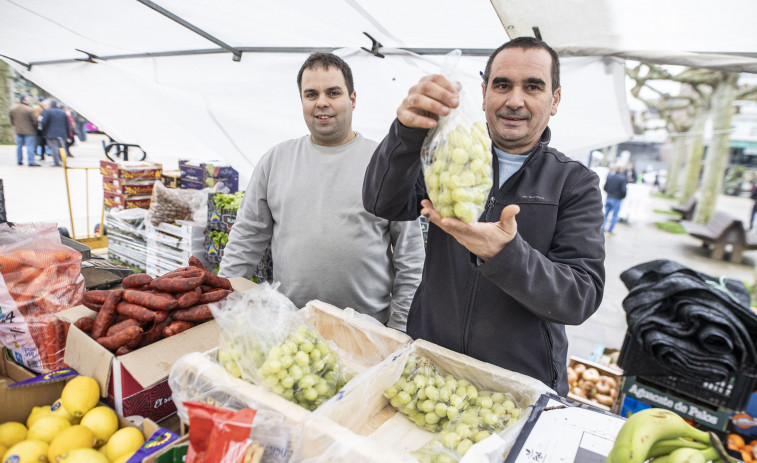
[
  {"left": 144, "top": 220, "right": 207, "bottom": 277},
  {"left": 101, "top": 160, "right": 162, "bottom": 271}
]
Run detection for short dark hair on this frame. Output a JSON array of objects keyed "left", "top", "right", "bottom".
[
  {"left": 482, "top": 37, "right": 560, "bottom": 92},
  {"left": 19, "top": 94, "right": 29, "bottom": 103},
  {"left": 297, "top": 52, "right": 354, "bottom": 96}
]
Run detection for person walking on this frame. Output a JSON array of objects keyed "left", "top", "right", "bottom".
[
  {"left": 362, "top": 37, "right": 605, "bottom": 394},
  {"left": 219, "top": 53, "right": 425, "bottom": 331},
  {"left": 8, "top": 94, "right": 41, "bottom": 167},
  {"left": 39, "top": 99, "right": 72, "bottom": 167},
  {"left": 749, "top": 182, "right": 757, "bottom": 231},
  {"left": 602, "top": 164, "right": 628, "bottom": 234}
]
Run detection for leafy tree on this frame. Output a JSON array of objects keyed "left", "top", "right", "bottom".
[{"left": 0, "top": 60, "right": 13, "bottom": 144}]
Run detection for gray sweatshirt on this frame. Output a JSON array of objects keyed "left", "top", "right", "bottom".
[{"left": 218, "top": 133, "right": 425, "bottom": 330}]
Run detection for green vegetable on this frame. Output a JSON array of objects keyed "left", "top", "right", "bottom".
[
  {"left": 212, "top": 192, "right": 245, "bottom": 212},
  {"left": 209, "top": 230, "right": 229, "bottom": 247}
]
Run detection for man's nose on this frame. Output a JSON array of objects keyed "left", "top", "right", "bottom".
[
  {"left": 506, "top": 87, "right": 525, "bottom": 109},
  {"left": 316, "top": 94, "right": 330, "bottom": 107}
]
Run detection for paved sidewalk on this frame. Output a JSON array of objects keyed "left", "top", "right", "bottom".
[{"left": 1, "top": 138, "right": 756, "bottom": 361}]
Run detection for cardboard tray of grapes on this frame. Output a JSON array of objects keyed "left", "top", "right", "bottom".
[
  {"left": 168, "top": 299, "right": 413, "bottom": 425},
  {"left": 289, "top": 338, "right": 555, "bottom": 461}
]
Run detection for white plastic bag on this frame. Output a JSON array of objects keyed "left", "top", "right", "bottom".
[
  {"left": 421, "top": 50, "right": 493, "bottom": 224},
  {"left": 211, "top": 283, "right": 353, "bottom": 411}
]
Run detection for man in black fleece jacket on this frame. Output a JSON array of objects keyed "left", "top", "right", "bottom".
[{"left": 362, "top": 37, "right": 605, "bottom": 395}]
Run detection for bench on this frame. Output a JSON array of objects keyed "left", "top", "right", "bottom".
[
  {"left": 681, "top": 210, "right": 757, "bottom": 263},
  {"left": 671, "top": 196, "right": 697, "bottom": 221}
]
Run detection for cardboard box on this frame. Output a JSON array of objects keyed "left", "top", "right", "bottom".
[
  {"left": 302, "top": 338, "right": 554, "bottom": 459},
  {"left": 567, "top": 356, "right": 622, "bottom": 412},
  {"left": 1, "top": 352, "right": 180, "bottom": 461},
  {"left": 168, "top": 299, "right": 413, "bottom": 427},
  {"left": 57, "top": 277, "right": 252, "bottom": 422},
  {"left": 180, "top": 176, "right": 238, "bottom": 194},
  {"left": 621, "top": 376, "right": 733, "bottom": 431},
  {"left": 103, "top": 176, "right": 156, "bottom": 196},
  {"left": 179, "top": 160, "right": 238, "bottom": 181},
  {"left": 161, "top": 170, "right": 181, "bottom": 189},
  {"left": 100, "top": 160, "right": 162, "bottom": 179},
  {"left": 104, "top": 191, "right": 152, "bottom": 210}
]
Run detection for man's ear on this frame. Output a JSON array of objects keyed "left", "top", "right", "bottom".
[
  {"left": 351, "top": 91, "right": 357, "bottom": 110},
  {"left": 551, "top": 87, "right": 561, "bottom": 116}
]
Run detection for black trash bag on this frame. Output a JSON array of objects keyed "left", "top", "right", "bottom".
[{"left": 618, "top": 259, "right": 757, "bottom": 382}]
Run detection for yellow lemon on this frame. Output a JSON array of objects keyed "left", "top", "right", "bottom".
[
  {"left": 27, "top": 417, "right": 72, "bottom": 444},
  {"left": 110, "top": 452, "right": 137, "bottom": 463},
  {"left": 27, "top": 407, "right": 55, "bottom": 429},
  {"left": 101, "top": 428, "right": 144, "bottom": 463},
  {"left": 50, "top": 400, "right": 79, "bottom": 425},
  {"left": 79, "top": 408, "right": 117, "bottom": 447},
  {"left": 61, "top": 377, "right": 100, "bottom": 418},
  {"left": 48, "top": 425, "right": 96, "bottom": 462},
  {"left": 58, "top": 448, "right": 108, "bottom": 463},
  {"left": 2, "top": 439, "right": 49, "bottom": 463},
  {"left": 0, "top": 422, "right": 27, "bottom": 448}
]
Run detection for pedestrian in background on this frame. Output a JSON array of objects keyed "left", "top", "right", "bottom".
[
  {"left": 8, "top": 94, "right": 41, "bottom": 167},
  {"left": 602, "top": 163, "right": 628, "bottom": 234},
  {"left": 32, "top": 97, "right": 51, "bottom": 161},
  {"left": 749, "top": 182, "right": 757, "bottom": 231},
  {"left": 39, "top": 99, "right": 71, "bottom": 167}
]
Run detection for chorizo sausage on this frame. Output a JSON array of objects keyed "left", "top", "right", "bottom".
[
  {"left": 150, "top": 275, "right": 204, "bottom": 293},
  {"left": 116, "top": 301, "right": 156, "bottom": 323},
  {"left": 97, "top": 325, "right": 143, "bottom": 351},
  {"left": 91, "top": 289, "right": 123, "bottom": 340},
  {"left": 115, "top": 346, "right": 132, "bottom": 356},
  {"left": 153, "top": 309, "right": 169, "bottom": 323},
  {"left": 172, "top": 304, "right": 213, "bottom": 322},
  {"left": 121, "top": 273, "right": 154, "bottom": 289},
  {"left": 198, "top": 289, "right": 232, "bottom": 304},
  {"left": 83, "top": 290, "right": 108, "bottom": 305},
  {"left": 82, "top": 300, "right": 102, "bottom": 312},
  {"left": 74, "top": 317, "right": 94, "bottom": 333},
  {"left": 122, "top": 289, "right": 178, "bottom": 311},
  {"left": 161, "top": 266, "right": 201, "bottom": 279},
  {"left": 106, "top": 318, "right": 142, "bottom": 337},
  {"left": 139, "top": 318, "right": 172, "bottom": 348},
  {"left": 202, "top": 272, "right": 232, "bottom": 290},
  {"left": 177, "top": 287, "right": 202, "bottom": 308},
  {"left": 162, "top": 320, "right": 194, "bottom": 337},
  {"left": 188, "top": 256, "right": 207, "bottom": 270}
]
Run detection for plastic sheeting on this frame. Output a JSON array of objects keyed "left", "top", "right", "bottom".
[{"left": 0, "top": 0, "right": 634, "bottom": 184}]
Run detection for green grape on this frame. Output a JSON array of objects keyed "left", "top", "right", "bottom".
[
  {"left": 434, "top": 402, "right": 448, "bottom": 417},
  {"left": 461, "top": 411, "right": 480, "bottom": 426},
  {"left": 457, "top": 439, "right": 474, "bottom": 456},
  {"left": 474, "top": 430, "right": 491, "bottom": 443},
  {"left": 398, "top": 391, "right": 412, "bottom": 405},
  {"left": 510, "top": 407, "right": 521, "bottom": 419},
  {"left": 451, "top": 148, "right": 469, "bottom": 165},
  {"left": 424, "top": 412, "right": 441, "bottom": 425},
  {"left": 455, "top": 424, "right": 472, "bottom": 439},
  {"left": 478, "top": 396, "right": 493, "bottom": 409},
  {"left": 446, "top": 406, "right": 459, "bottom": 421},
  {"left": 425, "top": 385, "right": 440, "bottom": 401},
  {"left": 503, "top": 399, "right": 515, "bottom": 412},
  {"left": 419, "top": 399, "right": 436, "bottom": 413},
  {"left": 441, "top": 432, "right": 460, "bottom": 450},
  {"left": 417, "top": 387, "right": 428, "bottom": 401}
]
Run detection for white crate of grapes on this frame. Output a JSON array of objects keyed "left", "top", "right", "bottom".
[
  {"left": 172, "top": 290, "right": 412, "bottom": 424},
  {"left": 301, "top": 338, "right": 553, "bottom": 461}
]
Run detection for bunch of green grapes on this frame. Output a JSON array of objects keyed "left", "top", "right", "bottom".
[
  {"left": 423, "top": 121, "right": 493, "bottom": 223},
  {"left": 218, "top": 336, "right": 265, "bottom": 380},
  {"left": 385, "top": 355, "right": 524, "bottom": 458},
  {"left": 258, "top": 326, "right": 352, "bottom": 410}
]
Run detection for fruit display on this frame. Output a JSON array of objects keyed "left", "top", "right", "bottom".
[
  {"left": 422, "top": 121, "right": 493, "bottom": 224},
  {"left": 606, "top": 407, "right": 732, "bottom": 462},
  {"left": 385, "top": 355, "right": 523, "bottom": 460},
  {"left": 74, "top": 256, "right": 232, "bottom": 354},
  {"left": 219, "top": 325, "right": 352, "bottom": 411},
  {"left": 727, "top": 433, "right": 757, "bottom": 463},
  {"left": 0, "top": 375, "right": 145, "bottom": 463},
  {"left": 567, "top": 361, "right": 619, "bottom": 409}
]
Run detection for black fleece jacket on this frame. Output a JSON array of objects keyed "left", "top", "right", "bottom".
[{"left": 362, "top": 119, "right": 606, "bottom": 395}]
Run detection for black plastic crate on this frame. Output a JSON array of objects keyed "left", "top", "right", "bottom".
[{"left": 619, "top": 333, "right": 757, "bottom": 411}]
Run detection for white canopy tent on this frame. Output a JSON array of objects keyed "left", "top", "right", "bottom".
[{"left": 4, "top": 0, "right": 749, "bottom": 184}]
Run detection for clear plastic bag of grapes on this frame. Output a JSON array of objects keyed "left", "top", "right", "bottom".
[
  {"left": 384, "top": 354, "right": 482, "bottom": 433},
  {"left": 421, "top": 49, "right": 493, "bottom": 224},
  {"left": 211, "top": 283, "right": 353, "bottom": 411}
]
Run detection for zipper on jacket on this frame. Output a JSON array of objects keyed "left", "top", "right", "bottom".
[
  {"left": 540, "top": 321, "right": 558, "bottom": 389},
  {"left": 461, "top": 272, "right": 480, "bottom": 355}
]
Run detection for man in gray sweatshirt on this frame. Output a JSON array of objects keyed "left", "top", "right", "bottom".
[{"left": 218, "top": 53, "right": 425, "bottom": 331}]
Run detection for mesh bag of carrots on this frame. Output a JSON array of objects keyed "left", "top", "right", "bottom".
[{"left": 0, "top": 222, "right": 85, "bottom": 372}]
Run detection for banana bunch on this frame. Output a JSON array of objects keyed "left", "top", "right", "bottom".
[{"left": 606, "top": 408, "right": 735, "bottom": 463}]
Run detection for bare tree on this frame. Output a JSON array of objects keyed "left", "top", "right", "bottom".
[{"left": 0, "top": 60, "right": 14, "bottom": 144}]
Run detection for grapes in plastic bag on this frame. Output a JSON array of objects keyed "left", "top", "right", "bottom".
[{"left": 421, "top": 50, "right": 493, "bottom": 224}]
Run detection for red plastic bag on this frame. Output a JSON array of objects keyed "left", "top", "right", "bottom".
[
  {"left": 184, "top": 402, "right": 258, "bottom": 463},
  {"left": 0, "top": 222, "right": 85, "bottom": 372}
]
